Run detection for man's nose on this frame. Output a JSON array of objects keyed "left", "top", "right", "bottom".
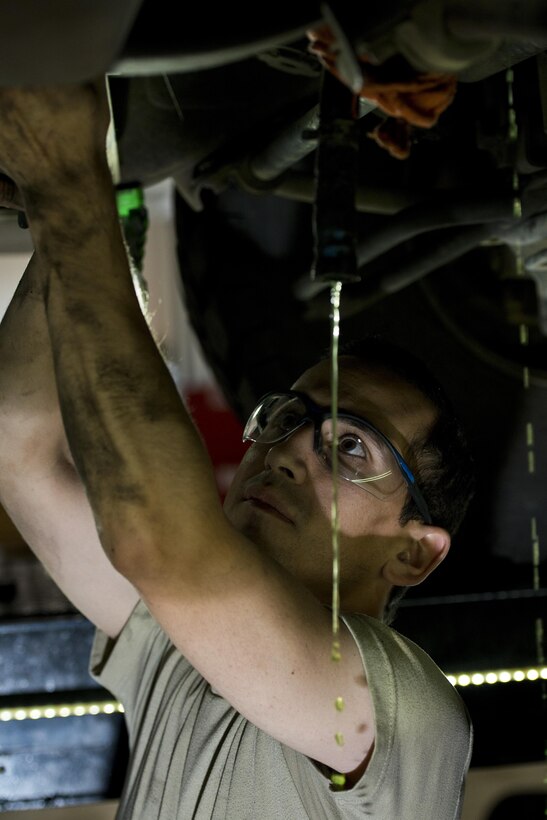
[{"left": 263, "top": 425, "right": 313, "bottom": 483}]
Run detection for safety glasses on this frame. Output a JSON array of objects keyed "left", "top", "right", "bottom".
[{"left": 243, "top": 390, "right": 432, "bottom": 524}]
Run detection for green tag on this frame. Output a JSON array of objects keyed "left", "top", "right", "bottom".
[{"left": 116, "top": 187, "right": 144, "bottom": 218}]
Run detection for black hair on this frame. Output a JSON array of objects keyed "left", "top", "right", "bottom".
[{"left": 321, "top": 334, "right": 476, "bottom": 623}]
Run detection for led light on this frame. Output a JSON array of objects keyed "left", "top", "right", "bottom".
[
  {"left": 447, "top": 666, "right": 545, "bottom": 687},
  {"left": 513, "top": 670, "right": 525, "bottom": 681},
  {"left": 0, "top": 700, "right": 124, "bottom": 723},
  {"left": 2, "top": 661, "right": 545, "bottom": 726}
]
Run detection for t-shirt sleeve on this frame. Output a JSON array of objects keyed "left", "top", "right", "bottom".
[
  {"left": 335, "top": 613, "right": 472, "bottom": 819},
  {"left": 90, "top": 598, "right": 189, "bottom": 732}
]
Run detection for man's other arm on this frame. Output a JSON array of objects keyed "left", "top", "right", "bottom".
[{"left": 0, "top": 244, "right": 139, "bottom": 637}]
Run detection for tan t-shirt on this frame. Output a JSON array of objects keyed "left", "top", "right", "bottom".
[{"left": 91, "top": 600, "right": 472, "bottom": 819}]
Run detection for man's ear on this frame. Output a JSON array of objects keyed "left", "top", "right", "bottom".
[{"left": 383, "top": 523, "right": 451, "bottom": 587}]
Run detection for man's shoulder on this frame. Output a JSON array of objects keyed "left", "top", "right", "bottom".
[{"left": 342, "top": 610, "right": 468, "bottom": 718}]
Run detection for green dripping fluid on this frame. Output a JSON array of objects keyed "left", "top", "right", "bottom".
[
  {"left": 329, "top": 281, "right": 345, "bottom": 755},
  {"left": 330, "top": 281, "right": 342, "bottom": 642},
  {"left": 331, "top": 772, "right": 347, "bottom": 789}
]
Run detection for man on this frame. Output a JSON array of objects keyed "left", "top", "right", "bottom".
[{"left": 0, "top": 79, "right": 474, "bottom": 818}]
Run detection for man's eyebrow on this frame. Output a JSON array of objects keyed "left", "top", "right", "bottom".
[{"left": 302, "top": 391, "right": 391, "bottom": 432}]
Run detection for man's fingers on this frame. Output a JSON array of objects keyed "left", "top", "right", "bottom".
[{"left": 0, "top": 78, "right": 112, "bottom": 193}]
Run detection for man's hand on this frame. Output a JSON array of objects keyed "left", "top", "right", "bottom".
[{"left": 0, "top": 79, "right": 111, "bottom": 197}]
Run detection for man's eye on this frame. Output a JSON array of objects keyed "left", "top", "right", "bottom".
[
  {"left": 277, "top": 411, "right": 300, "bottom": 431},
  {"left": 267, "top": 404, "right": 300, "bottom": 426},
  {"left": 338, "top": 434, "right": 368, "bottom": 459},
  {"left": 259, "top": 408, "right": 300, "bottom": 435}
]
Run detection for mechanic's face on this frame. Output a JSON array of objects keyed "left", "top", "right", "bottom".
[{"left": 223, "top": 357, "right": 437, "bottom": 612}]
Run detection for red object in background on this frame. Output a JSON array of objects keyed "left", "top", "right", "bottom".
[{"left": 183, "top": 385, "right": 249, "bottom": 501}]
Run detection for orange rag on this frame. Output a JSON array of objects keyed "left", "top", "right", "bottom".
[{"left": 307, "top": 24, "right": 457, "bottom": 159}]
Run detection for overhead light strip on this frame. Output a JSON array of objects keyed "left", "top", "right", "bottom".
[
  {"left": 447, "top": 665, "right": 547, "bottom": 687},
  {"left": 0, "top": 667, "right": 546, "bottom": 722},
  {"left": 0, "top": 700, "right": 124, "bottom": 722}
]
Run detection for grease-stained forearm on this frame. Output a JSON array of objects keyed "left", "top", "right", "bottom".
[
  {"left": 25, "top": 161, "right": 223, "bottom": 576},
  {"left": 0, "top": 240, "right": 142, "bottom": 633}
]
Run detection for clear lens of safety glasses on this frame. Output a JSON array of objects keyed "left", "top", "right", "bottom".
[
  {"left": 243, "top": 392, "right": 406, "bottom": 500},
  {"left": 317, "top": 417, "right": 405, "bottom": 498},
  {"left": 243, "top": 393, "right": 309, "bottom": 445}
]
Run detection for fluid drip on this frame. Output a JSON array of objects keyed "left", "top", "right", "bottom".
[
  {"left": 329, "top": 281, "right": 346, "bottom": 788},
  {"left": 329, "top": 281, "right": 342, "bottom": 644}
]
